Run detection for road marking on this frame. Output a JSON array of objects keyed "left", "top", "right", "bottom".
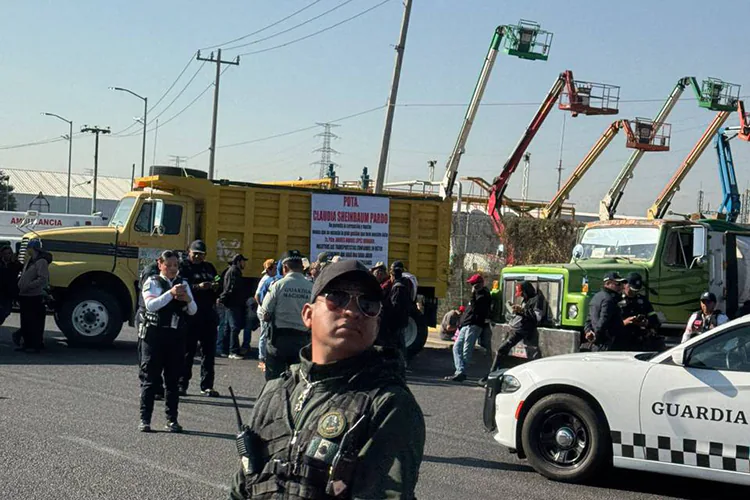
[{"left": 60, "top": 435, "right": 230, "bottom": 492}]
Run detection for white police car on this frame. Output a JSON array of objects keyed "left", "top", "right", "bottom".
[{"left": 483, "top": 316, "right": 750, "bottom": 486}]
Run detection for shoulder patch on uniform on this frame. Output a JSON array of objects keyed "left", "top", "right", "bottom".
[{"left": 317, "top": 410, "right": 347, "bottom": 439}]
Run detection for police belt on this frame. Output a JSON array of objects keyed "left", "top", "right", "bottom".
[{"left": 269, "top": 459, "right": 329, "bottom": 484}]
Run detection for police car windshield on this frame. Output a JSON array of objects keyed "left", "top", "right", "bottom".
[
  {"left": 580, "top": 227, "right": 659, "bottom": 261},
  {"left": 109, "top": 197, "right": 136, "bottom": 228}
]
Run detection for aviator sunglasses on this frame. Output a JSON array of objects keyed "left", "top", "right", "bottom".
[{"left": 322, "top": 290, "right": 382, "bottom": 318}]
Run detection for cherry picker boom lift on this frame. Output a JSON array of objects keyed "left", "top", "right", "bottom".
[
  {"left": 540, "top": 118, "right": 671, "bottom": 219},
  {"left": 439, "top": 20, "right": 553, "bottom": 200},
  {"left": 647, "top": 110, "right": 734, "bottom": 219},
  {"left": 599, "top": 77, "right": 741, "bottom": 220},
  {"left": 715, "top": 101, "right": 750, "bottom": 222},
  {"left": 487, "top": 70, "right": 620, "bottom": 232}
]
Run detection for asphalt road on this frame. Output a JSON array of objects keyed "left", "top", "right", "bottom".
[{"left": 0, "top": 315, "right": 745, "bottom": 499}]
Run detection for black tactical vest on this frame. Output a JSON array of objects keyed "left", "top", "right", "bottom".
[
  {"left": 243, "top": 369, "right": 382, "bottom": 499},
  {"left": 688, "top": 309, "right": 722, "bottom": 339},
  {"left": 141, "top": 276, "right": 188, "bottom": 336}
]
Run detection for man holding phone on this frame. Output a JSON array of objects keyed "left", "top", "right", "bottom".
[{"left": 178, "top": 240, "right": 221, "bottom": 397}]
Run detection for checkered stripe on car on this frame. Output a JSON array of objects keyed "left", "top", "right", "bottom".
[{"left": 611, "top": 431, "right": 750, "bottom": 473}]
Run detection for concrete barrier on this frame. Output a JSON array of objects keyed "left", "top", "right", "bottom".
[{"left": 490, "top": 324, "right": 581, "bottom": 359}]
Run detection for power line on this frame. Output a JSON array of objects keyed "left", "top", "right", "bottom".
[
  {"left": 201, "top": 0, "right": 326, "bottom": 51},
  {"left": 226, "top": 0, "right": 357, "bottom": 51},
  {"left": 237, "top": 0, "right": 392, "bottom": 57},
  {"left": 188, "top": 105, "right": 385, "bottom": 158}
]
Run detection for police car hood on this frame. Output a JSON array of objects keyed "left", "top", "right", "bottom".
[{"left": 526, "top": 350, "right": 645, "bottom": 367}]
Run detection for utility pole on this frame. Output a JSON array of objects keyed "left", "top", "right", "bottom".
[
  {"left": 81, "top": 125, "right": 110, "bottom": 214},
  {"left": 521, "top": 152, "right": 531, "bottom": 201},
  {"left": 698, "top": 189, "right": 705, "bottom": 214},
  {"left": 312, "top": 123, "right": 340, "bottom": 178},
  {"left": 556, "top": 113, "right": 567, "bottom": 191},
  {"left": 197, "top": 49, "right": 240, "bottom": 180},
  {"left": 169, "top": 155, "right": 188, "bottom": 168},
  {"left": 131, "top": 163, "right": 135, "bottom": 187},
  {"left": 374, "top": 0, "right": 413, "bottom": 194}
]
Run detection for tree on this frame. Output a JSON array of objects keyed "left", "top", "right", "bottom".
[{"left": 0, "top": 171, "right": 17, "bottom": 211}]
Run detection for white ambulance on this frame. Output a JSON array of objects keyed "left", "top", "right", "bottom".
[{"left": 0, "top": 210, "right": 105, "bottom": 251}]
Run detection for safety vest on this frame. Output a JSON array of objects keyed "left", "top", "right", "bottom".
[
  {"left": 688, "top": 310, "right": 722, "bottom": 339},
  {"left": 242, "top": 368, "right": 382, "bottom": 499},
  {"left": 140, "top": 276, "right": 188, "bottom": 337}
]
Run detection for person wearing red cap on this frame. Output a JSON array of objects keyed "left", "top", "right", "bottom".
[
  {"left": 444, "top": 274, "right": 490, "bottom": 382},
  {"left": 439, "top": 305, "right": 464, "bottom": 341}
]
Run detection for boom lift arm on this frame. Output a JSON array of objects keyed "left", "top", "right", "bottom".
[
  {"left": 440, "top": 20, "right": 553, "bottom": 200},
  {"left": 599, "top": 77, "right": 741, "bottom": 220},
  {"left": 716, "top": 101, "right": 750, "bottom": 222},
  {"left": 541, "top": 118, "right": 671, "bottom": 219},
  {"left": 487, "top": 70, "right": 619, "bottom": 229},
  {"left": 647, "top": 110, "right": 732, "bottom": 219}
]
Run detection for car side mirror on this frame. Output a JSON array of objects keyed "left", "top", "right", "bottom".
[{"left": 671, "top": 347, "right": 686, "bottom": 366}]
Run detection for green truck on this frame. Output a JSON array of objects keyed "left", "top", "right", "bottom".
[{"left": 497, "top": 218, "right": 750, "bottom": 354}]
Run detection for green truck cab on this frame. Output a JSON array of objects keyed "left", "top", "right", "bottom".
[{"left": 498, "top": 218, "right": 750, "bottom": 350}]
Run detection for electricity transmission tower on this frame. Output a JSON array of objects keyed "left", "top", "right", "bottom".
[{"left": 312, "top": 123, "right": 340, "bottom": 178}]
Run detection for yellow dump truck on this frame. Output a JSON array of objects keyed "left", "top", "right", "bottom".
[{"left": 20, "top": 168, "right": 452, "bottom": 356}]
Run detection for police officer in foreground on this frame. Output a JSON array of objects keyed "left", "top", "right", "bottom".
[
  {"left": 138, "top": 250, "right": 197, "bottom": 433},
  {"left": 681, "top": 292, "right": 729, "bottom": 343},
  {"left": 618, "top": 272, "right": 664, "bottom": 351},
  {"left": 136, "top": 258, "right": 164, "bottom": 400},
  {"left": 259, "top": 250, "right": 313, "bottom": 381},
  {"left": 229, "top": 260, "right": 425, "bottom": 499},
  {"left": 582, "top": 271, "right": 626, "bottom": 352},
  {"left": 178, "top": 240, "right": 221, "bottom": 396}
]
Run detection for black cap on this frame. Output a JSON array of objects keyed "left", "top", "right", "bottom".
[
  {"left": 232, "top": 254, "right": 248, "bottom": 264},
  {"left": 189, "top": 240, "right": 207, "bottom": 253},
  {"left": 603, "top": 271, "right": 626, "bottom": 283},
  {"left": 281, "top": 249, "right": 305, "bottom": 264},
  {"left": 700, "top": 291, "right": 717, "bottom": 303},
  {"left": 310, "top": 260, "right": 383, "bottom": 303},
  {"left": 626, "top": 272, "right": 643, "bottom": 291},
  {"left": 391, "top": 260, "right": 405, "bottom": 271}
]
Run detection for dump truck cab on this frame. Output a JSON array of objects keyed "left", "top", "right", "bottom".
[{"left": 497, "top": 219, "right": 743, "bottom": 356}]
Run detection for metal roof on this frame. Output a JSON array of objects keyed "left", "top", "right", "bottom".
[{"left": 1, "top": 168, "right": 131, "bottom": 200}]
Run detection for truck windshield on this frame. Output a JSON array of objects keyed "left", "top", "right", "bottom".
[
  {"left": 108, "top": 197, "right": 136, "bottom": 228},
  {"left": 579, "top": 226, "right": 659, "bottom": 261}
]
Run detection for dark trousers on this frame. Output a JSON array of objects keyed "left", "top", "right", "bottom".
[
  {"left": 139, "top": 330, "right": 185, "bottom": 423},
  {"left": 227, "top": 304, "right": 247, "bottom": 355},
  {"left": 179, "top": 314, "right": 217, "bottom": 392},
  {"left": 19, "top": 295, "right": 45, "bottom": 349},
  {"left": 491, "top": 328, "right": 539, "bottom": 371},
  {"left": 265, "top": 328, "right": 309, "bottom": 381}
]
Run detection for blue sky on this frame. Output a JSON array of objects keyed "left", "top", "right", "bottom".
[{"left": 1, "top": 0, "right": 748, "bottom": 215}]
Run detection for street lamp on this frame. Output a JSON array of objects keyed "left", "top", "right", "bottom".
[
  {"left": 41, "top": 112, "right": 73, "bottom": 213},
  {"left": 109, "top": 86, "right": 148, "bottom": 177}
]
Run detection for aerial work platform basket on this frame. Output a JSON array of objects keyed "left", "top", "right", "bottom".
[
  {"left": 698, "top": 78, "right": 741, "bottom": 111},
  {"left": 625, "top": 118, "right": 672, "bottom": 151},
  {"left": 502, "top": 20, "right": 553, "bottom": 61},
  {"left": 559, "top": 78, "right": 620, "bottom": 116}
]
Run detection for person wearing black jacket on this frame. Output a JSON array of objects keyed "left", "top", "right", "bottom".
[
  {"left": 583, "top": 271, "right": 626, "bottom": 351},
  {"left": 491, "top": 281, "right": 548, "bottom": 368},
  {"left": 178, "top": 240, "right": 221, "bottom": 396},
  {"left": 219, "top": 253, "right": 248, "bottom": 359},
  {"left": 0, "top": 245, "right": 22, "bottom": 326},
  {"left": 376, "top": 261, "right": 412, "bottom": 363},
  {"left": 445, "top": 274, "right": 490, "bottom": 382}
]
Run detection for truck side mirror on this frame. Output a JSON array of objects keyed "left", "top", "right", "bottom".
[
  {"left": 692, "top": 226, "right": 706, "bottom": 259},
  {"left": 152, "top": 199, "right": 165, "bottom": 236},
  {"left": 572, "top": 244, "right": 584, "bottom": 260}
]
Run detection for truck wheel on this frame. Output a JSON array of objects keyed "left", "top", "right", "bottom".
[
  {"left": 58, "top": 288, "right": 123, "bottom": 346},
  {"left": 521, "top": 394, "right": 610, "bottom": 483},
  {"left": 405, "top": 310, "right": 428, "bottom": 360}
]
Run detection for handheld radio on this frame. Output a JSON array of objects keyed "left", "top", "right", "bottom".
[{"left": 228, "top": 386, "right": 259, "bottom": 472}]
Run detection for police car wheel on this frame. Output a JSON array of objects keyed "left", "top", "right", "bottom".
[
  {"left": 58, "top": 288, "right": 123, "bottom": 346},
  {"left": 521, "top": 393, "right": 610, "bottom": 483},
  {"left": 405, "top": 311, "right": 428, "bottom": 360}
]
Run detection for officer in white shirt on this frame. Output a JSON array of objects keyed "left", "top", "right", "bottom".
[
  {"left": 681, "top": 292, "right": 729, "bottom": 344},
  {"left": 138, "top": 250, "right": 197, "bottom": 433}
]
